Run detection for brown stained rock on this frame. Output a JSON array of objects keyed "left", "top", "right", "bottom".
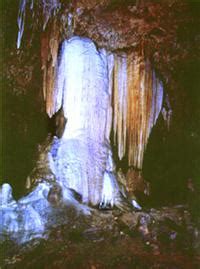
[
  {"left": 4, "top": 0, "right": 199, "bottom": 101},
  {"left": 119, "top": 211, "right": 140, "bottom": 229},
  {"left": 2, "top": 205, "right": 199, "bottom": 269},
  {"left": 3, "top": 50, "right": 36, "bottom": 95},
  {"left": 40, "top": 18, "right": 61, "bottom": 117}
]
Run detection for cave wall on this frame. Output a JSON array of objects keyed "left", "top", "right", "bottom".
[
  {"left": 1, "top": 1, "right": 49, "bottom": 198},
  {"left": 143, "top": 58, "right": 200, "bottom": 205}
]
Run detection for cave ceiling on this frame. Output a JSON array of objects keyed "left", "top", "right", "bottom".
[
  {"left": 2, "top": 0, "right": 200, "bottom": 102},
  {"left": 38, "top": 0, "right": 199, "bottom": 76}
]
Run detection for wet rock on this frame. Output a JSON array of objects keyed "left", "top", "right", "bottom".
[{"left": 119, "top": 212, "right": 140, "bottom": 230}]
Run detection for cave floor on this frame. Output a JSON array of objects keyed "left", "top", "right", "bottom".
[{"left": 1, "top": 205, "right": 200, "bottom": 269}]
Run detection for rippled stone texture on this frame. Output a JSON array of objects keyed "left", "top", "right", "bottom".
[
  {"left": 1, "top": 37, "right": 164, "bottom": 243},
  {"left": 112, "top": 54, "right": 163, "bottom": 168}
]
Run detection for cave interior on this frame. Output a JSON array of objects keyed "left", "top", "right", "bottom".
[{"left": 1, "top": 0, "right": 200, "bottom": 268}]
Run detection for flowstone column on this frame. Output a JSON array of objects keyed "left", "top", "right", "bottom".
[{"left": 51, "top": 37, "right": 119, "bottom": 206}]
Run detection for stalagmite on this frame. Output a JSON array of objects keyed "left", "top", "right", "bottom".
[
  {"left": 50, "top": 37, "right": 117, "bottom": 206},
  {"left": 11, "top": 10, "right": 164, "bottom": 240},
  {"left": 43, "top": 37, "right": 163, "bottom": 204},
  {"left": 46, "top": 36, "right": 164, "bottom": 206}
]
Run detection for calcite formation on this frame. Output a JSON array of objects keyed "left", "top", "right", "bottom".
[
  {"left": 44, "top": 37, "right": 162, "bottom": 206},
  {"left": 41, "top": 18, "right": 60, "bottom": 116},
  {"left": 45, "top": 39, "right": 163, "bottom": 169},
  {"left": 112, "top": 53, "right": 163, "bottom": 168}
]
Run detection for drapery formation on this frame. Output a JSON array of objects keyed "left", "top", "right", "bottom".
[
  {"left": 44, "top": 40, "right": 163, "bottom": 170},
  {"left": 17, "top": 1, "right": 163, "bottom": 169},
  {"left": 48, "top": 37, "right": 115, "bottom": 205},
  {"left": 112, "top": 54, "right": 163, "bottom": 168}
]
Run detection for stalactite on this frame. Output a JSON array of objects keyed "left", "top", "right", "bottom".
[
  {"left": 17, "top": 0, "right": 27, "bottom": 49},
  {"left": 41, "top": 19, "right": 60, "bottom": 117},
  {"left": 113, "top": 54, "right": 128, "bottom": 160},
  {"left": 17, "top": 0, "right": 62, "bottom": 117},
  {"left": 49, "top": 38, "right": 163, "bottom": 205},
  {"left": 41, "top": 0, "right": 61, "bottom": 30},
  {"left": 51, "top": 37, "right": 115, "bottom": 206},
  {"left": 17, "top": 1, "right": 77, "bottom": 117},
  {"left": 162, "top": 93, "right": 172, "bottom": 130},
  {"left": 17, "top": 0, "right": 61, "bottom": 49},
  {"left": 46, "top": 39, "right": 163, "bottom": 168},
  {"left": 112, "top": 52, "right": 163, "bottom": 169}
]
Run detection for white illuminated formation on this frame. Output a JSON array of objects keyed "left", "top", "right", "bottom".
[
  {"left": 17, "top": 0, "right": 27, "bottom": 49},
  {"left": 53, "top": 37, "right": 111, "bottom": 142},
  {"left": 0, "top": 180, "right": 91, "bottom": 243},
  {"left": 48, "top": 36, "right": 163, "bottom": 205},
  {"left": 51, "top": 37, "right": 115, "bottom": 206},
  {"left": 1, "top": 36, "right": 164, "bottom": 243}
]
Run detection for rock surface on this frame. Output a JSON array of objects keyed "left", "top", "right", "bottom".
[{"left": 1, "top": 204, "right": 200, "bottom": 269}]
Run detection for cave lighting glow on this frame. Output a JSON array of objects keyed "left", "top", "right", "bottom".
[
  {"left": 50, "top": 37, "right": 119, "bottom": 206},
  {"left": 1, "top": 36, "right": 163, "bottom": 243}
]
